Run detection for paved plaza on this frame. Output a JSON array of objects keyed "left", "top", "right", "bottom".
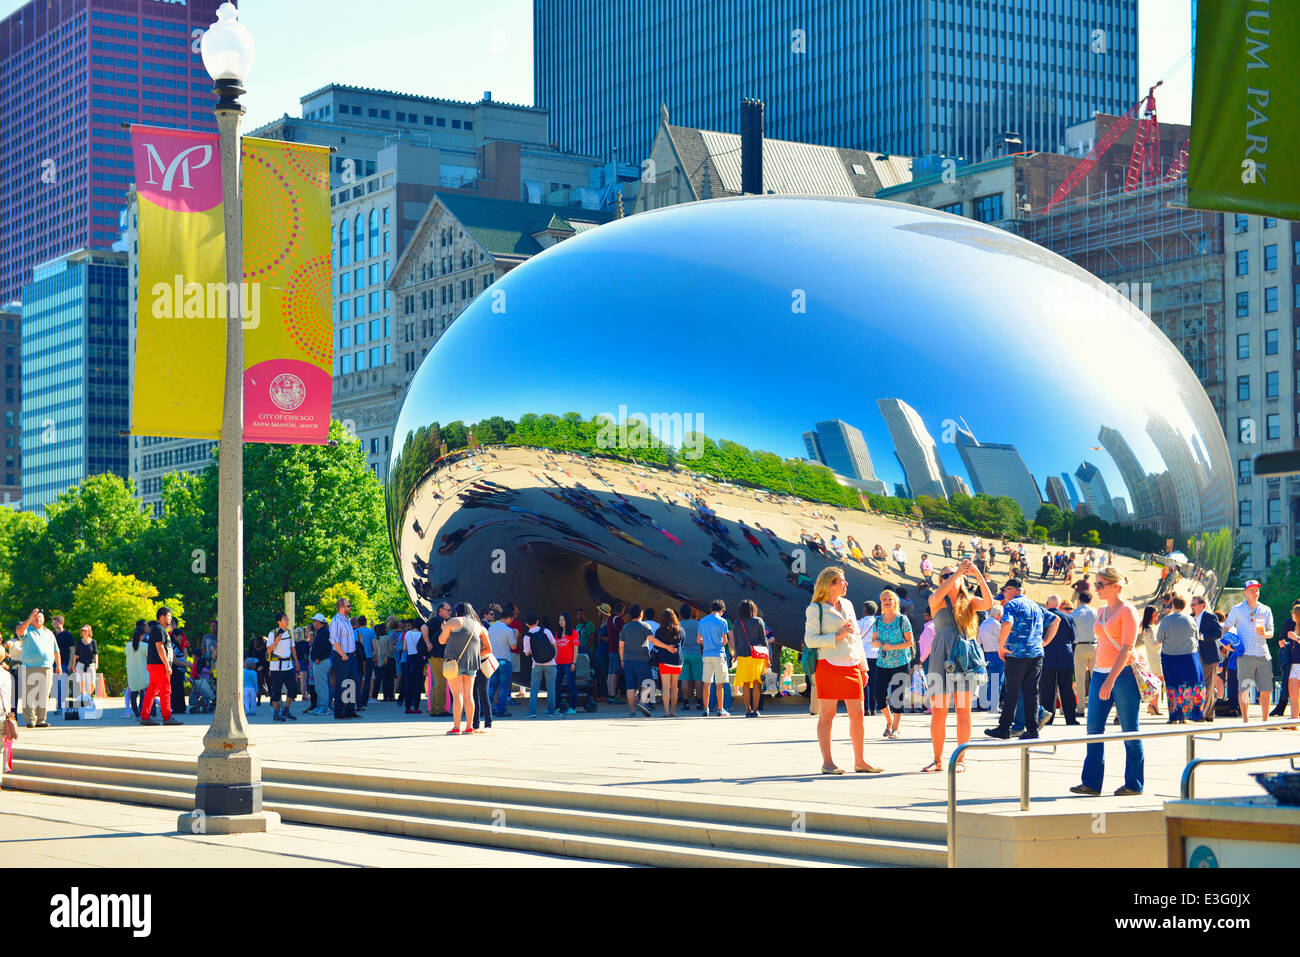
[{"left": 5, "top": 691, "right": 1296, "bottom": 866}]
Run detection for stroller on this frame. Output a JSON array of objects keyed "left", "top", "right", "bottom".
[{"left": 189, "top": 655, "right": 216, "bottom": 713}]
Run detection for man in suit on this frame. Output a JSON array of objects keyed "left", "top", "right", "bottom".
[{"left": 1191, "top": 595, "right": 1222, "bottom": 722}]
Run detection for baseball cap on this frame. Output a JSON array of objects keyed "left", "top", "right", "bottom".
[
  {"left": 311, "top": 612, "right": 328, "bottom": 622},
  {"left": 244, "top": 657, "right": 258, "bottom": 667},
  {"left": 1243, "top": 580, "right": 1261, "bottom": 589}
]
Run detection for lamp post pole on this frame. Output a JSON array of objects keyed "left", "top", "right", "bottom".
[{"left": 180, "top": 2, "right": 277, "bottom": 835}]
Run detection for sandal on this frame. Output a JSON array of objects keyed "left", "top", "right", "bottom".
[
  {"left": 854, "top": 763, "right": 883, "bottom": 773},
  {"left": 954, "top": 761, "right": 967, "bottom": 773},
  {"left": 821, "top": 764, "right": 845, "bottom": 775},
  {"left": 921, "top": 761, "right": 943, "bottom": 773}
]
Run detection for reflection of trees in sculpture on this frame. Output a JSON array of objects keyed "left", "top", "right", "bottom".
[
  {"left": 389, "top": 411, "right": 1095, "bottom": 544},
  {"left": 1034, "top": 502, "right": 1165, "bottom": 553}
]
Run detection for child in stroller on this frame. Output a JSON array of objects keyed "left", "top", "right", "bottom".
[{"left": 189, "top": 653, "right": 216, "bottom": 713}]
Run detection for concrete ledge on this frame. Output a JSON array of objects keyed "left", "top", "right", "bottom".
[
  {"left": 178, "top": 810, "right": 281, "bottom": 834},
  {"left": 954, "top": 806, "right": 1166, "bottom": 867}
]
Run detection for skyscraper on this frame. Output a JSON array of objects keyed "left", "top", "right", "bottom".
[
  {"left": 1045, "top": 475, "right": 1073, "bottom": 513},
  {"left": 952, "top": 425, "right": 1044, "bottom": 521},
  {"left": 802, "top": 419, "right": 886, "bottom": 495},
  {"left": 802, "top": 430, "right": 824, "bottom": 464},
  {"left": 0, "top": 0, "right": 226, "bottom": 303},
  {"left": 20, "top": 249, "right": 129, "bottom": 514},
  {"left": 1074, "top": 461, "right": 1117, "bottom": 523},
  {"left": 535, "top": 0, "right": 1137, "bottom": 164},
  {"left": 1097, "top": 424, "right": 1159, "bottom": 527},
  {"left": 877, "top": 398, "right": 950, "bottom": 500},
  {"left": 1059, "top": 471, "right": 1082, "bottom": 509}
]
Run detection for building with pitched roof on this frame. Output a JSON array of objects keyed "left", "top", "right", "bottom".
[{"left": 633, "top": 103, "right": 910, "bottom": 213}]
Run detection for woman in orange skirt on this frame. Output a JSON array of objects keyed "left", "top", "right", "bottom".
[{"left": 804, "top": 566, "right": 883, "bottom": 774}]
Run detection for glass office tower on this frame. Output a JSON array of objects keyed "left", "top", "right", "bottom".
[
  {"left": 0, "top": 0, "right": 225, "bottom": 303},
  {"left": 20, "top": 249, "right": 129, "bottom": 514},
  {"left": 535, "top": 0, "right": 1137, "bottom": 164}
]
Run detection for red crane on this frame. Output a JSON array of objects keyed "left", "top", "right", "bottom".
[
  {"left": 1040, "top": 82, "right": 1163, "bottom": 215},
  {"left": 1164, "top": 138, "right": 1190, "bottom": 182}
]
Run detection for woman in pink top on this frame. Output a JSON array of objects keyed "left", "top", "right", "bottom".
[{"left": 1071, "top": 567, "right": 1145, "bottom": 797}]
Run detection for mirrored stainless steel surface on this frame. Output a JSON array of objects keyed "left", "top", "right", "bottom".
[{"left": 386, "top": 196, "right": 1232, "bottom": 641}]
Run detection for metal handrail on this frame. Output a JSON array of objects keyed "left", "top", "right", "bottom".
[
  {"left": 945, "top": 718, "right": 1298, "bottom": 867},
  {"left": 1180, "top": 750, "right": 1300, "bottom": 799}
]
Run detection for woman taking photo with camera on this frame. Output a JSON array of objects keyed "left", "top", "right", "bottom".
[{"left": 923, "top": 560, "right": 994, "bottom": 773}]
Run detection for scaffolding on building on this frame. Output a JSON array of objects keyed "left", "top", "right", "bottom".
[{"left": 1018, "top": 178, "right": 1226, "bottom": 424}]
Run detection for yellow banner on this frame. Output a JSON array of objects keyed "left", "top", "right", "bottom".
[
  {"left": 241, "top": 137, "right": 333, "bottom": 444},
  {"left": 130, "top": 126, "right": 226, "bottom": 439}
]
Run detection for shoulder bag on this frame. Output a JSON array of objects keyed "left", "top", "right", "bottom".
[
  {"left": 1101, "top": 607, "right": 1161, "bottom": 702},
  {"left": 740, "top": 620, "right": 770, "bottom": 661}
]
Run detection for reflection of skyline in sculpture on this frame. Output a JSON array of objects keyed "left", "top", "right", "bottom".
[
  {"left": 952, "top": 423, "right": 1043, "bottom": 522},
  {"left": 877, "top": 398, "right": 953, "bottom": 500},
  {"left": 1059, "top": 472, "right": 1081, "bottom": 510},
  {"left": 1075, "top": 461, "right": 1116, "bottom": 523},
  {"left": 1146, "top": 412, "right": 1203, "bottom": 539},
  {"left": 1098, "top": 424, "right": 1161, "bottom": 531},
  {"left": 801, "top": 419, "right": 887, "bottom": 495},
  {"left": 385, "top": 196, "right": 1236, "bottom": 626},
  {"left": 1045, "top": 475, "right": 1073, "bottom": 512}
]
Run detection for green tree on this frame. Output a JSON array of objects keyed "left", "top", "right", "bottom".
[
  {"left": 1082, "top": 529, "right": 1102, "bottom": 546},
  {"left": 190, "top": 420, "right": 396, "bottom": 643},
  {"left": 309, "top": 581, "right": 376, "bottom": 625},
  {"left": 68, "top": 562, "right": 184, "bottom": 695},
  {"left": 0, "top": 507, "right": 47, "bottom": 629},
  {"left": 10, "top": 474, "right": 151, "bottom": 619}
]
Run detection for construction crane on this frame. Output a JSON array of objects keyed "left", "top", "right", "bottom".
[
  {"left": 1164, "top": 138, "right": 1190, "bottom": 182},
  {"left": 1040, "top": 82, "right": 1163, "bottom": 215}
]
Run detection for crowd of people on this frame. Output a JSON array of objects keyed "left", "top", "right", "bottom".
[
  {"left": 800, "top": 563, "right": 1298, "bottom": 789},
  {"left": 4, "top": 543, "right": 1295, "bottom": 800}
]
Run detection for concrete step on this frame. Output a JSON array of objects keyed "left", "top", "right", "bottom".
[
  {"left": 7, "top": 748, "right": 946, "bottom": 867},
  {"left": 2, "top": 772, "right": 872, "bottom": 868}
]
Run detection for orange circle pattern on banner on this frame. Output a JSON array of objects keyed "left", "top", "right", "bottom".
[
  {"left": 284, "top": 255, "right": 333, "bottom": 363},
  {"left": 241, "top": 145, "right": 302, "bottom": 283}
]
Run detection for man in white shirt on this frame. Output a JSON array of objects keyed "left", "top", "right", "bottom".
[
  {"left": 892, "top": 544, "right": 907, "bottom": 577},
  {"left": 266, "top": 612, "right": 299, "bottom": 722},
  {"left": 486, "top": 604, "right": 516, "bottom": 717},
  {"left": 1222, "top": 580, "right": 1274, "bottom": 722},
  {"left": 976, "top": 603, "right": 1003, "bottom": 711},
  {"left": 1069, "top": 591, "right": 1099, "bottom": 716},
  {"left": 401, "top": 619, "right": 425, "bottom": 713},
  {"left": 329, "top": 597, "right": 359, "bottom": 719}
]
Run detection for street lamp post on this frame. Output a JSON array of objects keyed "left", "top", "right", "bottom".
[{"left": 179, "top": 1, "right": 278, "bottom": 834}]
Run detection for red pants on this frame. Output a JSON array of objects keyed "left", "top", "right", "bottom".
[{"left": 141, "top": 663, "right": 172, "bottom": 721}]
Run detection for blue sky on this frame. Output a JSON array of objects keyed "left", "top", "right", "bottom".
[{"left": 2, "top": 0, "right": 1195, "bottom": 132}]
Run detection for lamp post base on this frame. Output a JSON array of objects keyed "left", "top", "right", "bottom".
[{"left": 178, "top": 809, "right": 281, "bottom": 835}]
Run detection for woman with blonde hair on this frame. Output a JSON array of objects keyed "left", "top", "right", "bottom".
[
  {"left": 922, "top": 560, "right": 994, "bottom": 772},
  {"left": 1071, "top": 566, "right": 1145, "bottom": 796},
  {"left": 804, "top": 566, "right": 882, "bottom": 774},
  {"left": 871, "top": 588, "right": 914, "bottom": 739}
]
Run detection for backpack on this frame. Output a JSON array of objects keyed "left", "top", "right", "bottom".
[
  {"left": 943, "top": 598, "right": 988, "bottom": 682},
  {"left": 529, "top": 629, "right": 555, "bottom": 664}
]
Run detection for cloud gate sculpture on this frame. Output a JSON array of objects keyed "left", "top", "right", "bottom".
[{"left": 386, "top": 196, "right": 1233, "bottom": 646}]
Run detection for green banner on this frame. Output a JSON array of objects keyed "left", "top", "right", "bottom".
[{"left": 1188, "top": 0, "right": 1300, "bottom": 218}]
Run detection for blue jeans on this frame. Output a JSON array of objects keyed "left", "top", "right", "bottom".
[
  {"left": 529, "top": 663, "right": 556, "bottom": 716},
  {"left": 979, "top": 654, "right": 1004, "bottom": 710},
  {"left": 331, "top": 651, "right": 358, "bottom": 717},
  {"left": 594, "top": 645, "right": 610, "bottom": 690},
  {"left": 556, "top": 662, "right": 578, "bottom": 709},
  {"left": 489, "top": 655, "right": 514, "bottom": 712},
  {"left": 1081, "top": 668, "right": 1144, "bottom": 792}
]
